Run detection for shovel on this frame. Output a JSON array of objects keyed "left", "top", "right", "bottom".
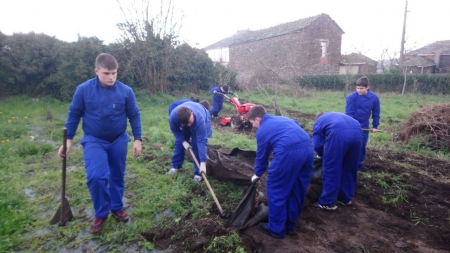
[
  {"left": 50, "top": 128, "right": 74, "bottom": 226},
  {"left": 186, "top": 147, "right": 226, "bottom": 217}
]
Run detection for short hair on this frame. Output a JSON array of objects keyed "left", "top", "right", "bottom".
[
  {"left": 190, "top": 97, "right": 200, "bottom": 103},
  {"left": 247, "top": 105, "right": 266, "bottom": 121},
  {"left": 177, "top": 106, "right": 191, "bottom": 126},
  {"left": 221, "top": 85, "right": 229, "bottom": 92},
  {"left": 199, "top": 100, "right": 210, "bottom": 110},
  {"left": 315, "top": 111, "right": 325, "bottom": 120},
  {"left": 95, "top": 53, "right": 118, "bottom": 70},
  {"left": 356, "top": 76, "right": 370, "bottom": 87}
]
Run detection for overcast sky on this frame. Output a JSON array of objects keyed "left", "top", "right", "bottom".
[{"left": 1, "top": 0, "right": 448, "bottom": 60}]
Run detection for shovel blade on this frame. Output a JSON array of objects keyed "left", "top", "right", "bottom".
[{"left": 50, "top": 197, "right": 74, "bottom": 225}]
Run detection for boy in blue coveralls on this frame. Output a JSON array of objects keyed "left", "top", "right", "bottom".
[
  {"left": 58, "top": 53, "right": 142, "bottom": 234},
  {"left": 168, "top": 99, "right": 210, "bottom": 175},
  {"left": 209, "top": 85, "right": 232, "bottom": 117},
  {"left": 345, "top": 76, "right": 380, "bottom": 171},
  {"left": 248, "top": 105, "right": 313, "bottom": 239},
  {"left": 169, "top": 102, "right": 212, "bottom": 181},
  {"left": 311, "top": 112, "right": 362, "bottom": 211}
]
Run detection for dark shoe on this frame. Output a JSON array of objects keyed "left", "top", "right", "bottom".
[
  {"left": 358, "top": 165, "right": 368, "bottom": 171},
  {"left": 259, "top": 223, "right": 284, "bottom": 239},
  {"left": 111, "top": 210, "right": 129, "bottom": 222},
  {"left": 286, "top": 229, "right": 296, "bottom": 235},
  {"left": 311, "top": 202, "right": 338, "bottom": 211},
  {"left": 90, "top": 217, "right": 107, "bottom": 234}
]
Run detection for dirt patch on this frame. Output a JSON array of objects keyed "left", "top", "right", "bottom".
[{"left": 142, "top": 109, "right": 450, "bottom": 253}]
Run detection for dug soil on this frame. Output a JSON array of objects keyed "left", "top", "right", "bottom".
[{"left": 143, "top": 110, "right": 450, "bottom": 253}]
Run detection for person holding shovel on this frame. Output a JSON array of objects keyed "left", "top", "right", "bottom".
[
  {"left": 209, "top": 84, "right": 232, "bottom": 117},
  {"left": 248, "top": 105, "right": 314, "bottom": 239},
  {"left": 168, "top": 102, "right": 212, "bottom": 181},
  {"left": 311, "top": 112, "right": 362, "bottom": 211},
  {"left": 58, "top": 53, "right": 142, "bottom": 234},
  {"left": 345, "top": 76, "right": 380, "bottom": 171},
  {"left": 167, "top": 99, "right": 210, "bottom": 175}
]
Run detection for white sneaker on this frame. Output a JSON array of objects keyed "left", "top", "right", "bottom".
[
  {"left": 167, "top": 168, "right": 177, "bottom": 175},
  {"left": 193, "top": 175, "right": 202, "bottom": 182}
]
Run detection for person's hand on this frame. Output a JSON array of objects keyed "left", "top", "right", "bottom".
[
  {"left": 58, "top": 139, "right": 73, "bottom": 159},
  {"left": 182, "top": 141, "right": 191, "bottom": 150},
  {"left": 133, "top": 139, "right": 142, "bottom": 158},
  {"left": 251, "top": 174, "right": 260, "bottom": 184},
  {"left": 372, "top": 128, "right": 379, "bottom": 133},
  {"left": 213, "top": 90, "right": 217, "bottom": 94},
  {"left": 200, "top": 162, "right": 206, "bottom": 174}
]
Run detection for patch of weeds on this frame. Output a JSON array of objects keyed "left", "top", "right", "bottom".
[
  {"left": 17, "top": 142, "right": 55, "bottom": 157},
  {"left": 372, "top": 172, "right": 410, "bottom": 206},
  {"left": 204, "top": 232, "right": 244, "bottom": 253},
  {"left": 410, "top": 209, "right": 429, "bottom": 225}
]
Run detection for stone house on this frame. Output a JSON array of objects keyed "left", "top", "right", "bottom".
[
  {"left": 404, "top": 40, "right": 450, "bottom": 73},
  {"left": 339, "top": 53, "right": 377, "bottom": 75},
  {"left": 203, "top": 13, "right": 344, "bottom": 85}
]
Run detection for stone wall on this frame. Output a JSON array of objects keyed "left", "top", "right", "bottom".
[{"left": 228, "top": 15, "right": 343, "bottom": 86}]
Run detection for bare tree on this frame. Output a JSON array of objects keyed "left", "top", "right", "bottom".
[{"left": 115, "top": 0, "right": 183, "bottom": 94}]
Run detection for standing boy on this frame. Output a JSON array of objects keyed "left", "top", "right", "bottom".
[
  {"left": 248, "top": 105, "right": 313, "bottom": 239},
  {"left": 209, "top": 85, "right": 231, "bottom": 117},
  {"left": 345, "top": 76, "right": 380, "bottom": 171},
  {"left": 169, "top": 102, "right": 212, "bottom": 181},
  {"left": 311, "top": 112, "right": 362, "bottom": 211},
  {"left": 58, "top": 53, "right": 142, "bottom": 234}
]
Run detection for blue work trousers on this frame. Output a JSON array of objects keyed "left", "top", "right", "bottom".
[
  {"left": 319, "top": 129, "right": 361, "bottom": 205},
  {"left": 81, "top": 133, "right": 129, "bottom": 218},
  {"left": 209, "top": 102, "right": 223, "bottom": 117},
  {"left": 266, "top": 146, "right": 313, "bottom": 238}
]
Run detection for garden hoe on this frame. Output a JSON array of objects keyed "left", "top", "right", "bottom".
[
  {"left": 186, "top": 147, "right": 227, "bottom": 218},
  {"left": 50, "top": 128, "right": 74, "bottom": 226}
]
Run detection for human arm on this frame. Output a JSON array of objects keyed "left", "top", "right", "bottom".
[
  {"left": 58, "top": 139, "right": 73, "bottom": 158},
  {"left": 312, "top": 123, "right": 325, "bottom": 157},
  {"left": 253, "top": 133, "right": 271, "bottom": 177},
  {"left": 345, "top": 94, "right": 355, "bottom": 118},
  {"left": 371, "top": 96, "right": 381, "bottom": 130}
]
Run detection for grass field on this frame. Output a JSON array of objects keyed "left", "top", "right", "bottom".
[{"left": 0, "top": 89, "right": 448, "bottom": 252}]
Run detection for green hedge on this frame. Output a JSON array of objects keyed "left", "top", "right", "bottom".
[{"left": 297, "top": 73, "right": 450, "bottom": 94}]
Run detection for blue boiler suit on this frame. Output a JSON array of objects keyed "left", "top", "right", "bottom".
[
  {"left": 312, "top": 112, "right": 362, "bottom": 205},
  {"left": 254, "top": 114, "right": 313, "bottom": 238},
  {"left": 209, "top": 86, "right": 229, "bottom": 117},
  {"left": 168, "top": 99, "right": 195, "bottom": 169},
  {"left": 345, "top": 90, "right": 380, "bottom": 168},
  {"left": 65, "top": 77, "right": 142, "bottom": 219},
  {"left": 169, "top": 102, "right": 212, "bottom": 175}
]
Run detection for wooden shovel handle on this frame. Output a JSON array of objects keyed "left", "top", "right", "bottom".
[
  {"left": 187, "top": 147, "right": 224, "bottom": 216},
  {"left": 60, "top": 128, "right": 67, "bottom": 225}
]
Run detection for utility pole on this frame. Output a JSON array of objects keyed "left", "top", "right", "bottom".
[{"left": 399, "top": 0, "right": 408, "bottom": 68}]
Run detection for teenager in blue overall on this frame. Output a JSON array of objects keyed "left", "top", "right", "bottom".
[
  {"left": 209, "top": 85, "right": 232, "bottom": 117},
  {"left": 169, "top": 102, "right": 212, "bottom": 181},
  {"left": 248, "top": 105, "right": 313, "bottom": 239},
  {"left": 311, "top": 112, "right": 362, "bottom": 211},
  {"left": 168, "top": 99, "right": 210, "bottom": 175},
  {"left": 345, "top": 76, "right": 380, "bottom": 171},
  {"left": 58, "top": 53, "right": 142, "bottom": 234}
]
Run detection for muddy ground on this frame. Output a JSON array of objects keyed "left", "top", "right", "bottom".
[{"left": 143, "top": 109, "right": 450, "bottom": 253}]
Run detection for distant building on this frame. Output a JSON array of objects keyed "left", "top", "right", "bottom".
[
  {"left": 339, "top": 53, "right": 377, "bottom": 75},
  {"left": 404, "top": 40, "right": 450, "bottom": 73},
  {"left": 203, "top": 13, "right": 344, "bottom": 85}
]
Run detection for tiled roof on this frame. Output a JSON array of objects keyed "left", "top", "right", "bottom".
[
  {"left": 203, "top": 13, "right": 343, "bottom": 50},
  {"left": 406, "top": 40, "right": 450, "bottom": 55},
  {"left": 341, "top": 53, "right": 377, "bottom": 66},
  {"left": 402, "top": 56, "right": 436, "bottom": 67}
]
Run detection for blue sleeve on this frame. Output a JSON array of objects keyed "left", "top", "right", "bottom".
[
  {"left": 194, "top": 121, "right": 209, "bottom": 163},
  {"left": 65, "top": 85, "right": 84, "bottom": 139},
  {"left": 345, "top": 94, "right": 355, "bottom": 118},
  {"left": 210, "top": 87, "right": 218, "bottom": 95},
  {"left": 254, "top": 131, "right": 271, "bottom": 177},
  {"left": 169, "top": 114, "right": 184, "bottom": 143},
  {"left": 126, "top": 88, "right": 142, "bottom": 139},
  {"left": 372, "top": 96, "right": 380, "bottom": 129},
  {"left": 312, "top": 123, "right": 325, "bottom": 157}
]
